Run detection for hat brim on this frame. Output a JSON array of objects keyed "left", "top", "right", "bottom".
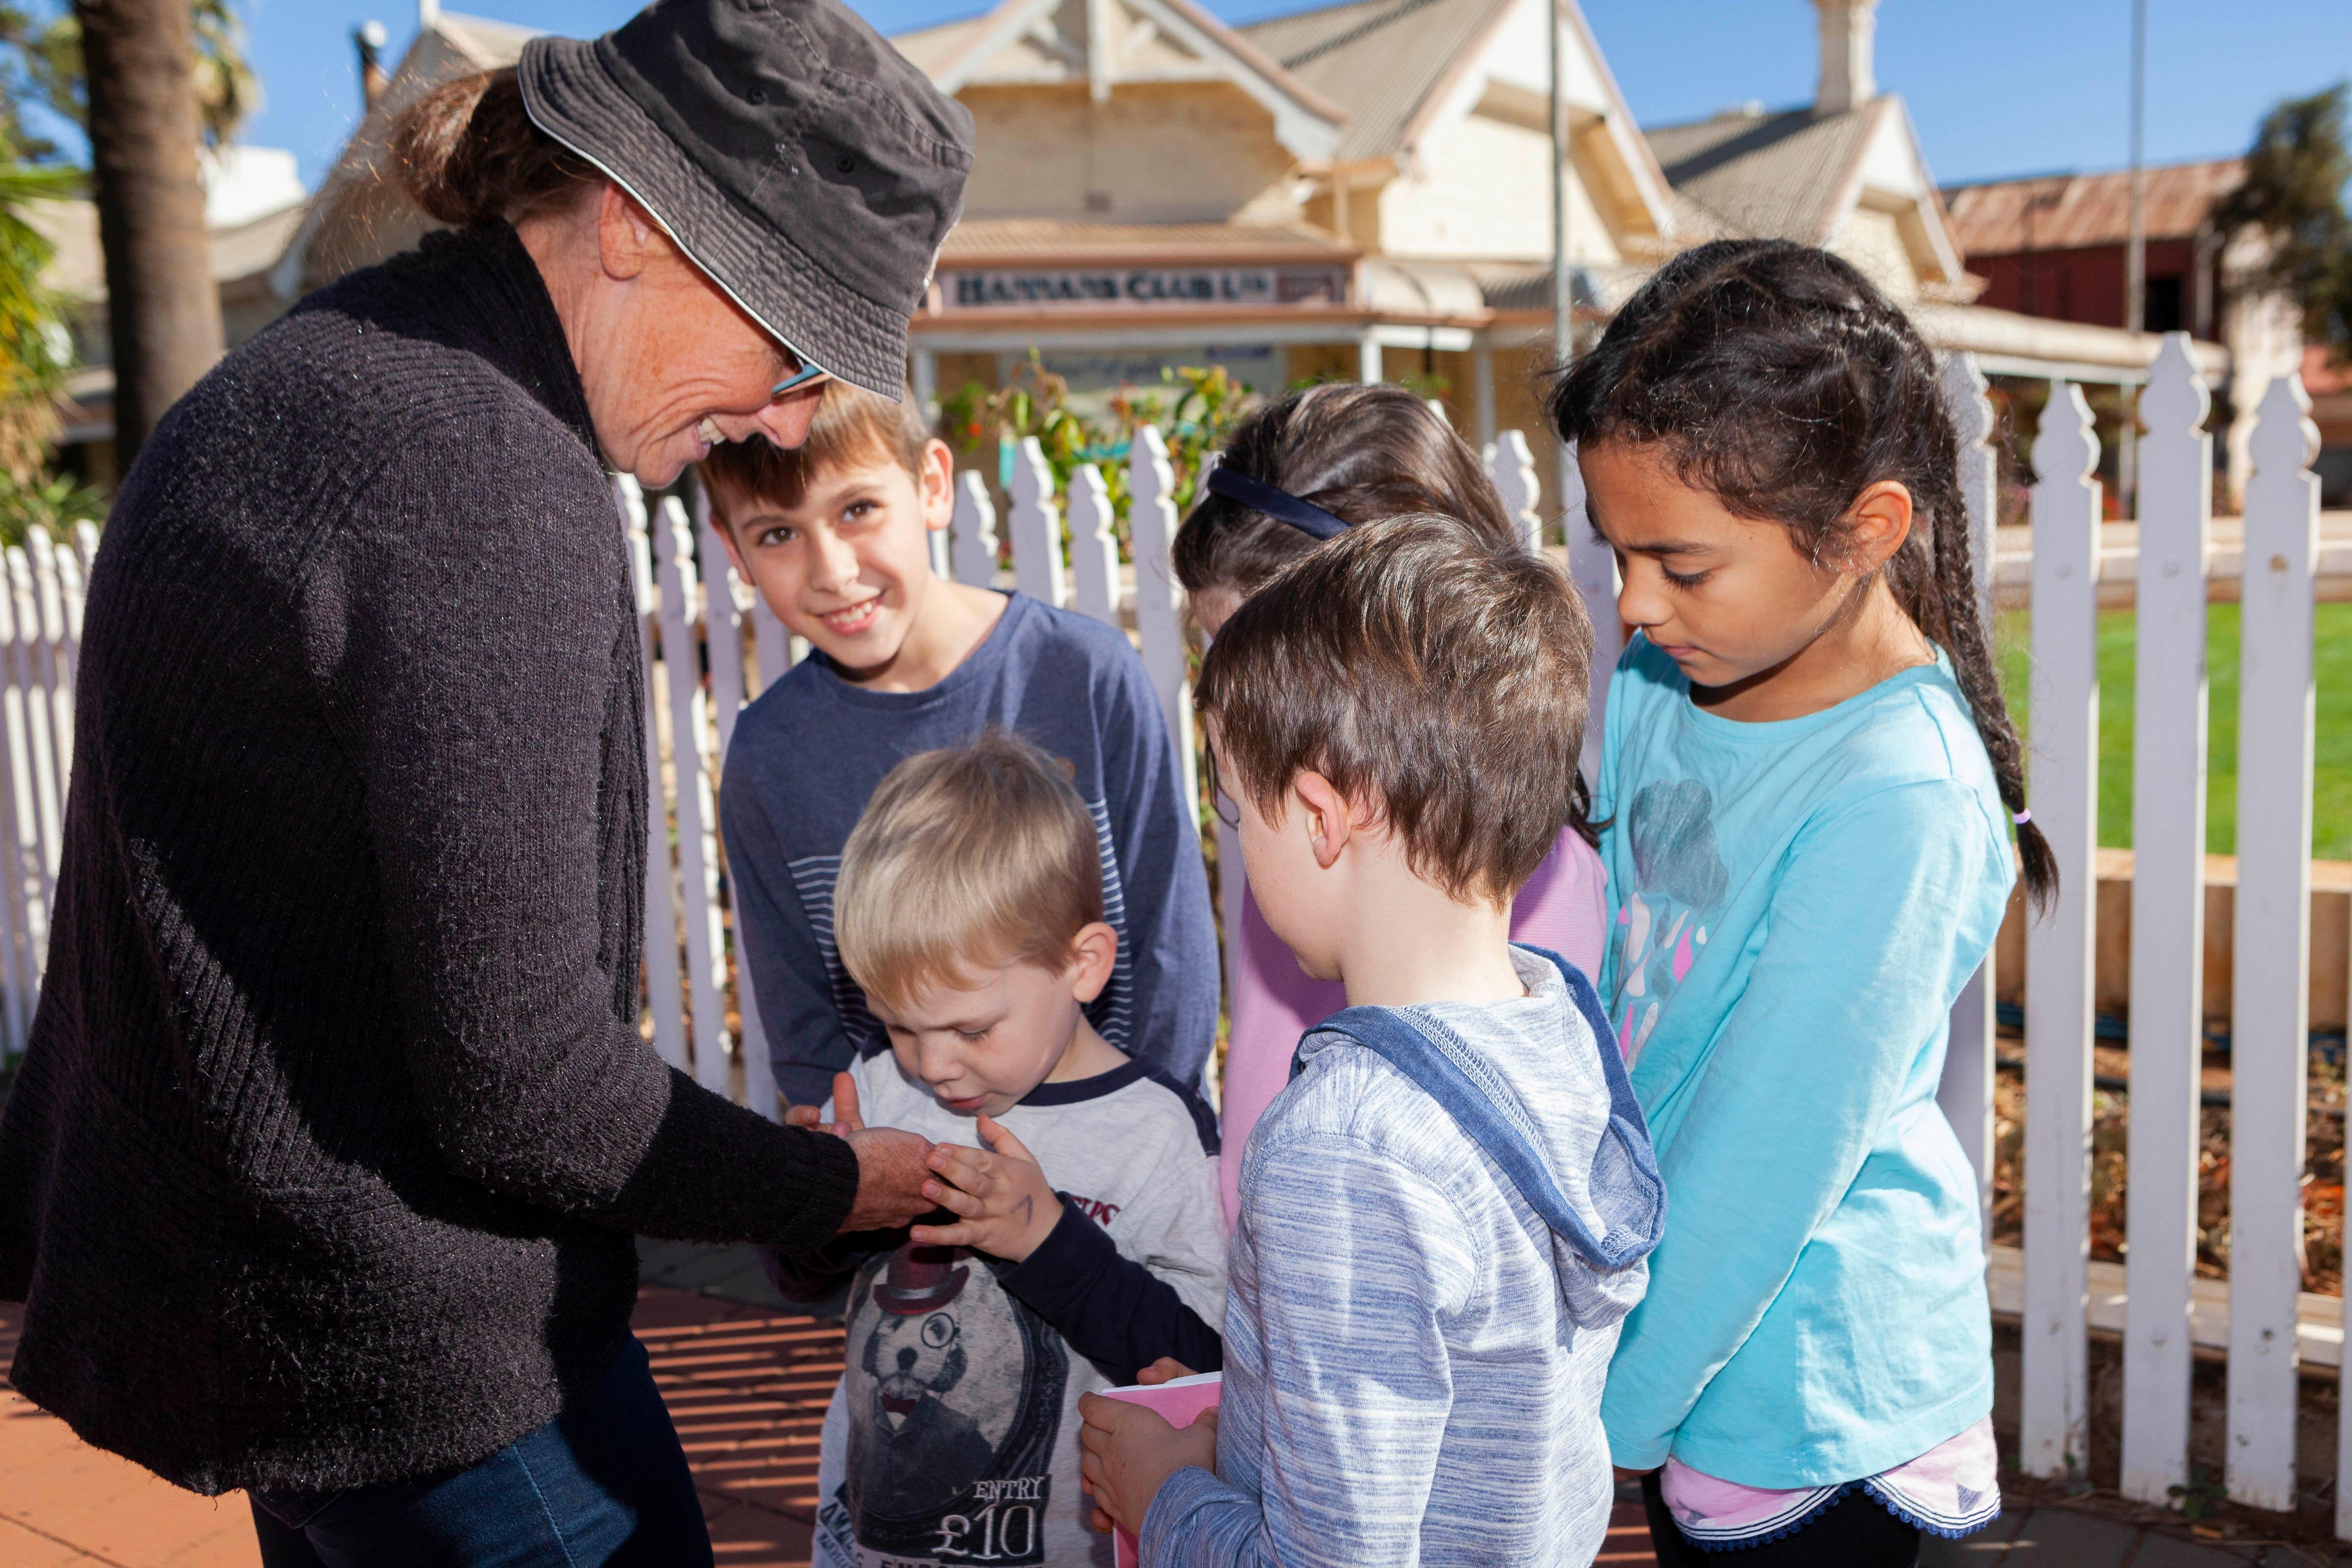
[{"left": 520, "top": 36, "right": 912, "bottom": 400}]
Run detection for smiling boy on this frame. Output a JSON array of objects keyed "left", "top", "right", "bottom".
[
  {"left": 705, "top": 385, "right": 1219, "bottom": 1111},
  {"left": 776, "top": 735, "right": 1225, "bottom": 1568}
]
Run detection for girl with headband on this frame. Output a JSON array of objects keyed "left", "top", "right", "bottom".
[{"left": 1172, "top": 382, "right": 1608, "bottom": 1229}]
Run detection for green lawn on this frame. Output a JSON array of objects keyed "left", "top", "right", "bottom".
[{"left": 1995, "top": 604, "right": 2352, "bottom": 858}]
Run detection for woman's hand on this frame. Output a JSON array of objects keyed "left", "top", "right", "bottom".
[
  {"left": 786, "top": 1071, "right": 866, "bottom": 1138},
  {"left": 839, "top": 1124, "right": 936, "bottom": 1232},
  {"left": 1077, "top": 1393, "right": 1218, "bottom": 1536},
  {"left": 795, "top": 1073, "right": 931, "bottom": 1234},
  {"left": 909, "top": 1115, "right": 1061, "bottom": 1261}
]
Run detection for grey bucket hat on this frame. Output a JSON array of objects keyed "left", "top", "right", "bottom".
[{"left": 518, "top": 0, "right": 974, "bottom": 398}]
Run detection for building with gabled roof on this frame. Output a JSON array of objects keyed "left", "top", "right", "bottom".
[
  {"left": 1938, "top": 156, "right": 2307, "bottom": 505},
  {"left": 32, "top": 145, "right": 310, "bottom": 490},
  {"left": 1644, "top": 97, "right": 1967, "bottom": 301},
  {"left": 885, "top": 0, "right": 1682, "bottom": 440},
  {"left": 272, "top": 0, "right": 2244, "bottom": 475},
  {"left": 270, "top": 8, "right": 539, "bottom": 303}
]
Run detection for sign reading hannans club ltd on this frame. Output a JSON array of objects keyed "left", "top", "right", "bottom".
[{"left": 942, "top": 265, "right": 1350, "bottom": 310}]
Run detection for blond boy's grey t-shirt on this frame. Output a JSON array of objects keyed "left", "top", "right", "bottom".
[{"left": 811, "top": 1050, "right": 1225, "bottom": 1568}]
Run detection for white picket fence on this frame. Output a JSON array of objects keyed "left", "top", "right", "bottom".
[
  {"left": 0, "top": 520, "right": 98, "bottom": 1061},
  {"left": 0, "top": 346, "right": 2341, "bottom": 1523}
]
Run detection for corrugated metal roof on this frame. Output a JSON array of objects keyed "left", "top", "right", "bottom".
[
  {"left": 1644, "top": 105, "right": 1873, "bottom": 245},
  {"left": 941, "top": 218, "right": 1354, "bottom": 261},
  {"left": 1941, "top": 160, "right": 2242, "bottom": 255},
  {"left": 1239, "top": 0, "right": 1511, "bottom": 162}
]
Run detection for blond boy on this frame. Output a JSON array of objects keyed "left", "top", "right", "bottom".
[
  {"left": 705, "top": 385, "right": 1218, "bottom": 1114},
  {"left": 777, "top": 734, "right": 1225, "bottom": 1568}
]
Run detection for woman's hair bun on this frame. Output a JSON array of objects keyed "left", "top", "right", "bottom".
[{"left": 391, "top": 68, "right": 599, "bottom": 228}]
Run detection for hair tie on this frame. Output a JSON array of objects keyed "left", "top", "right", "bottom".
[
  {"left": 1206, "top": 466, "right": 1348, "bottom": 541},
  {"left": 2012, "top": 808, "right": 2033, "bottom": 826}
]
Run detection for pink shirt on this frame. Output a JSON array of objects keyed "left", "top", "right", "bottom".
[
  {"left": 1660, "top": 1418, "right": 2000, "bottom": 1547},
  {"left": 1216, "top": 827, "right": 1609, "bottom": 1228}
]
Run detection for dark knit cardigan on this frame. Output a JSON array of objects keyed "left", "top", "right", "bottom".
[{"left": 0, "top": 225, "right": 860, "bottom": 1496}]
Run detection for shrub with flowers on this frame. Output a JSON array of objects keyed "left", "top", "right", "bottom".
[{"left": 938, "top": 352, "right": 1253, "bottom": 561}]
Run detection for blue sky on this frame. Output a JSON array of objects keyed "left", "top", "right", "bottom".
[{"left": 205, "top": 0, "right": 2352, "bottom": 192}]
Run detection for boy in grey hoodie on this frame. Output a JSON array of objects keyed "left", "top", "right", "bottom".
[{"left": 1078, "top": 513, "right": 1665, "bottom": 1568}]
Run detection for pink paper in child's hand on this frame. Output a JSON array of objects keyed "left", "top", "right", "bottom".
[{"left": 1099, "top": 1372, "right": 1221, "bottom": 1568}]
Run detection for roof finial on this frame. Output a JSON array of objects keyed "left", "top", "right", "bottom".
[
  {"left": 418, "top": 0, "right": 441, "bottom": 31},
  {"left": 1813, "top": 0, "right": 1878, "bottom": 116}
]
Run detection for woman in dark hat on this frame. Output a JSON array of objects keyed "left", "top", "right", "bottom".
[{"left": 0, "top": 2, "right": 971, "bottom": 1562}]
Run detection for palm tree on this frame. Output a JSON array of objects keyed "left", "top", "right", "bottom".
[{"left": 71, "top": 0, "right": 223, "bottom": 462}]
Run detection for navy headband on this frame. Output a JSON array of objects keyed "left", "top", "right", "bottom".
[{"left": 1206, "top": 466, "right": 1348, "bottom": 541}]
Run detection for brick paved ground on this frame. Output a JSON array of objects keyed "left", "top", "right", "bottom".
[
  {"left": 0, "top": 1284, "right": 837, "bottom": 1568},
  {"left": 5, "top": 1240, "right": 2315, "bottom": 1567}
]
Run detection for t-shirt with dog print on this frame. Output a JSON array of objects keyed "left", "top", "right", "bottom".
[{"left": 804, "top": 1047, "right": 1224, "bottom": 1568}]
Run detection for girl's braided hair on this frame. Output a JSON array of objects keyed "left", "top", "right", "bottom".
[{"left": 1547, "top": 238, "right": 2054, "bottom": 911}]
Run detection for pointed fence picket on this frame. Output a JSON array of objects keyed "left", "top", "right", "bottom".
[
  {"left": 29, "top": 535, "right": 70, "bottom": 802},
  {"left": 0, "top": 573, "right": 31, "bottom": 1058},
  {"left": 12, "top": 401, "right": 2352, "bottom": 1537},
  {"left": 618, "top": 478, "right": 688, "bottom": 1076},
  {"left": 697, "top": 487, "right": 753, "bottom": 762},
  {"left": 2120, "top": 336, "right": 2214, "bottom": 1505},
  {"left": 2230, "top": 376, "right": 2325, "bottom": 1511},
  {"left": 1559, "top": 439, "right": 1616, "bottom": 782},
  {"left": 1067, "top": 465, "right": 1122, "bottom": 628},
  {"left": 2021, "top": 380, "right": 2102, "bottom": 1480},
  {"left": 951, "top": 470, "right": 1000, "bottom": 590},
  {"left": 1938, "top": 351, "right": 2000, "bottom": 1248},
  {"left": 1127, "top": 427, "right": 1197, "bottom": 824},
  {"left": 1007, "top": 438, "right": 1066, "bottom": 609},
  {"left": 1489, "top": 429, "right": 1542, "bottom": 553},
  {"left": 652, "top": 496, "right": 735, "bottom": 1099},
  {"left": 0, "top": 561, "right": 42, "bottom": 1056}
]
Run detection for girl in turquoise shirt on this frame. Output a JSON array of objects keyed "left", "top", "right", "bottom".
[{"left": 1550, "top": 240, "right": 2055, "bottom": 1566}]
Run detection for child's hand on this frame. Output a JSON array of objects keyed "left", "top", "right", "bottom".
[
  {"left": 785, "top": 1072, "right": 865, "bottom": 1139},
  {"left": 1135, "top": 1358, "right": 1196, "bottom": 1386},
  {"left": 1077, "top": 1393, "right": 1218, "bottom": 1536},
  {"left": 908, "top": 1114, "right": 1061, "bottom": 1261}
]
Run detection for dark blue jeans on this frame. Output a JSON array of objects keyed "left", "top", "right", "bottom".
[{"left": 248, "top": 1336, "right": 713, "bottom": 1568}]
